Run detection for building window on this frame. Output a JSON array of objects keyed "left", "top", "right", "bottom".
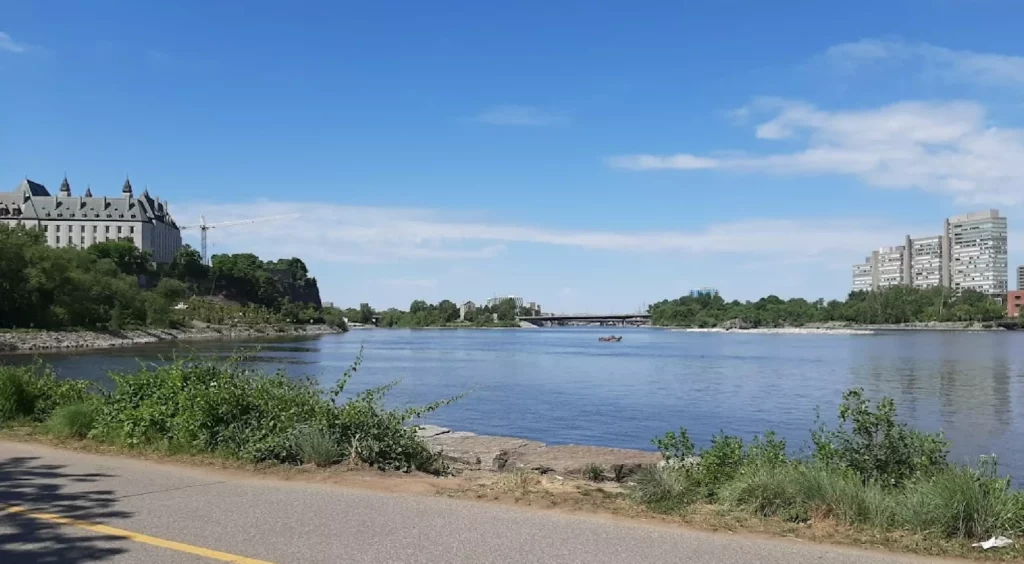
[
  {"left": 55, "top": 225, "right": 61, "bottom": 232},
  {"left": 81, "top": 225, "right": 85, "bottom": 233},
  {"left": 56, "top": 236, "right": 60, "bottom": 244},
  {"left": 105, "top": 226, "right": 110, "bottom": 233},
  {"left": 93, "top": 226, "right": 97, "bottom": 233},
  {"left": 43, "top": 225, "right": 48, "bottom": 232},
  {"left": 130, "top": 226, "right": 135, "bottom": 234},
  {"left": 80, "top": 236, "right": 85, "bottom": 245},
  {"left": 117, "top": 226, "right": 122, "bottom": 234}
]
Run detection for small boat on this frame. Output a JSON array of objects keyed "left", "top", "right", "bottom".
[{"left": 598, "top": 336, "right": 623, "bottom": 342}]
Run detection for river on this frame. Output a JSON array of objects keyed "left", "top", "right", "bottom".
[{"left": 5, "top": 327, "right": 1023, "bottom": 479}]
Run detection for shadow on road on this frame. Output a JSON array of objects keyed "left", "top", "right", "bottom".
[{"left": 0, "top": 455, "right": 131, "bottom": 563}]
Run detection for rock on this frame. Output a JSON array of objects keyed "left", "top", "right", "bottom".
[{"left": 492, "top": 450, "right": 510, "bottom": 471}]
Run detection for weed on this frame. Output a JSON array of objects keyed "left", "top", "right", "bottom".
[
  {"left": 583, "top": 463, "right": 605, "bottom": 482},
  {"left": 628, "top": 467, "right": 700, "bottom": 513},
  {"left": 497, "top": 467, "right": 539, "bottom": 495},
  {"left": 293, "top": 427, "right": 344, "bottom": 467},
  {"left": 44, "top": 403, "right": 97, "bottom": 439}
]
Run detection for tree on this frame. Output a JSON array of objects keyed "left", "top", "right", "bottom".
[
  {"left": 168, "top": 245, "right": 209, "bottom": 286},
  {"left": 409, "top": 300, "right": 429, "bottom": 314},
  {"left": 89, "top": 239, "right": 152, "bottom": 277},
  {"left": 437, "top": 300, "right": 459, "bottom": 323},
  {"left": 495, "top": 298, "right": 518, "bottom": 322}
]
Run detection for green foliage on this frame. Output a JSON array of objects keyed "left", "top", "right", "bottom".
[
  {"left": 89, "top": 239, "right": 152, "bottom": 277},
  {"left": 0, "top": 224, "right": 338, "bottom": 331},
  {"left": 652, "top": 428, "right": 695, "bottom": 461},
  {"left": 293, "top": 426, "right": 345, "bottom": 467},
  {"left": 0, "top": 363, "right": 90, "bottom": 423},
  {"left": 369, "top": 300, "right": 513, "bottom": 328},
  {"left": 649, "top": 286, "right": 1006, "bottom": 328},
  {"left": 628, "top": 467, "right": 701, "bottom": 513},
  {"left": 45, "top": 403, "right": 97, "bottom": 439},
  {"left": 583, "top": 463, "right": 605, "bottom": 482},
  {"left": 900, "top": 456, "right": 1024, "bottom": 540},
  {"left": 87, "top": 350, "right": 456, "bottom": 473},
  {"left": 812, "top": 388, "right": 949, "bottom": 486}
]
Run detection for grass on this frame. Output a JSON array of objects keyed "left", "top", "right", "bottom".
[
  {"left": 44, "top": 403, "right": 97, "bottom": 439},
  {"left": 293, "top": 427, "right": 344, "bottom": 467},
  {"left": 496, "top": 467, "right": 540, "bottom": 495}
]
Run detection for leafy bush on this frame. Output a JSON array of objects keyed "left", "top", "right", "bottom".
[
  {"left": 899, "top": 456, "right": 1024, "bottom": 540},
  {"left": 0, "top": 363, "right": 90, "bottom": 423},
  {"left": 652, "top": 427, "right": 695, "bottom": 462},
  {"left": 46, "top": 403, "right": 97, "bottom": 439},
  {"left": 812, "top": 388, "right": 948, "bottom": 486},
  {"left": 89, "top": 350, "right": 456, "bottom": 473}
]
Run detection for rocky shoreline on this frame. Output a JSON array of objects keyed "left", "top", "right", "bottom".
[
  {"left": 0, "top": 324, "right": 344, "bottom": 353},
  {"left": 416, "top": 425, "right": 660, "bottom": 478}
]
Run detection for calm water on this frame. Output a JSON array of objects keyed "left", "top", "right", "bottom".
[{"left": 5, "top": 328, "right": 1024, "bottom": 479}]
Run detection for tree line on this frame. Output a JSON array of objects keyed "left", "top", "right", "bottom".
[
  {"left": 0, "top": 223, "right": 343, "bottom": 330},
  {"left": 342, "top": 299, "right": 538, "bottom": 328},
  {"left": 648, "top": 286, "right": 1008, "bottom": 328}
]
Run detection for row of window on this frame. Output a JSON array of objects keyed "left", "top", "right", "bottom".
[{"left": 44, "top": 224, "right": 134, "bottom": 235}]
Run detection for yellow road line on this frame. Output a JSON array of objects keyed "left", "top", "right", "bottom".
[{"left": 1, "top": 504, "right": 274, "bottom": 563}]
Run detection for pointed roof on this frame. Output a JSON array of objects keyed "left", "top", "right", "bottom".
[
  {"left": 84, "top": 186, "right": 93, "bottom": 197},
  {"left": 16, "top": 179, "right": 50, "bottom": 197},
  {"left": 59, "top": 176, "right": 71, "bottom": 195},
  {"left": 122, "top": 177, "right": 133, "bottom": 196}
]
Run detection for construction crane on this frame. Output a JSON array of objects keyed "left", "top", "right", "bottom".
[{"left": 179, "top": 214, "right": 299, "bottom": 265}]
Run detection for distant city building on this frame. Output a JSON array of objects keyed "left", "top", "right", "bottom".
[
  {"left": 0, "top": 177, "right": 182, "bottom": 263},
  {"left": 688, "top": 287, "right": 719, "bottom": 297},
  {"left": 459, "top": 301, "right": 476, "bottom": 321},
  {"left": 1008, "top": 291, "right": 1024, "bottom": 318},
  {"left": 485, "top": 295, "right": 524, "bottom": 309},
  {"left": 1018, "top": 266, "right": 1024, "bottom": 291},
  {"left": 851, "top": 210, "right": 1007, "bottom": 299}
]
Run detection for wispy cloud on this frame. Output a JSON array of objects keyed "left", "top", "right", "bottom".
[
  {"left": 822, "top": 39, "right": 1024, "bottom": 87},
  {"left": 472, "top": 105, "right": 568, "bottom": 126},
  {"left": 174, "top": 200, "right": 911, "bottom": 265},
  {"left": 0, "top": 32, "right": 28, "bottom": 54},
  {"left": 610, "top": 98, "right": 1024, "bottom": 205},
  {"left": 380, "top": 278, "right": 438, "bottom": 289}
]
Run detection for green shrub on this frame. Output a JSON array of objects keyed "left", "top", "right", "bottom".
[
  {"left": 583, "top": 463, "right": 605, "bottom": 482},
  {"left": 899, "top": 456, "right": 1024, "bottom": 540},
  {"left": 720, "top": 463, "right": 806, "bottom": 520},
  {"left": 812, "top": 388, "right": 948, "bottom": 486},
  {"left": 45, "top": 403, "right": 97, "bottom": 439},
  {"left": 0, "top": 363, "right": 90, "bottom": 423},
  {"left": 699, "top": 433, "right": 745, "bottom": 491},
  {"left": 293, "top": 426, "right": 344, "bottom": 467},
  {"left": 89, "top": 350, "right": 458, "bottom": 473},
  {"left": 652, "top": 427, "right": 695, "bottom": 462}
]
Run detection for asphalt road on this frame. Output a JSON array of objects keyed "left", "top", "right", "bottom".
[{"left": 1, "top": 441, "right": 950, "bottom": 564}]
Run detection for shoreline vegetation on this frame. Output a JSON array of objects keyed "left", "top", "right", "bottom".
[
  {"left": 0, "top": 223, "right": 348, "bottom": 337},
  {"left": 650, "top": 286, "right": 1010, "bottom": 330},
  {"left": 1, "top": 354, "right": 1022, "bottom": 558}
]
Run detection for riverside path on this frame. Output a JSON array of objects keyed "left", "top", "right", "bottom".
[{"left": 1, "top": 441, "right": 954, "bottom": 564}]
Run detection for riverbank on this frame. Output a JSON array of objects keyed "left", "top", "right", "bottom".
[{"left": 0, "top": 324, "right": 344, "bottom": 353}]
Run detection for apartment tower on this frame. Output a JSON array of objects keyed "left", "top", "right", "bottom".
[{"left": 851, "top": 210, "right": 1007, "bottom": 299}]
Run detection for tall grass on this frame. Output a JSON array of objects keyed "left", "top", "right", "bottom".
[
  {"left": 633, "top": 389, "right": 1024, "bottom": 543},
  {"left": 45, "top": 403, "right": 97, "bottom": 439},
  {"left": 0, "top": 363, "right": 90, "bottom": 424}
]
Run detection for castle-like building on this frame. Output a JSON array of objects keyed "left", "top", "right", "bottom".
[{"left": 0, "top": 177, "right": 182, "bottom": 263}]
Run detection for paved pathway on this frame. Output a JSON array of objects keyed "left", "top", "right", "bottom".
[{"left": 0, "top": 441, "right": 953, "bottom": 563}]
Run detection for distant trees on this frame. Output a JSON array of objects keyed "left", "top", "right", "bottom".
[
  {"left": 0, "top": 223, "right": 339, "bottom": 331},
  {"left": 648, "top": 286, "right": 1007, "bottom": 328},
  {"left": 359, "top": 299, "right": 511, "bottom": 328}
]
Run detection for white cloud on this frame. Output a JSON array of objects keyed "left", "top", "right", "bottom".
[
  {"left": 0, "top": 32, "right": 27, "bottom": 54},
  {"left": 472, "top": 105, "right": 567, "bottom": 126},
  {"left": 823, "top": 39, "right": 1024, "bottom": 87},
  {"left": 610, "top": 99, "right": 1024, "bottom": 205},
  {"left": 174, "top": 200, "right": 911, "bottom": 265}
]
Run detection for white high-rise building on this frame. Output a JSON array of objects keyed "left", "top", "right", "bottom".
[
  {"left": 851, "top": 210, "right": 1007, "bottom": 299},
  {"left": 947, "top": 210, "right": 1008, "bottom": 297}
]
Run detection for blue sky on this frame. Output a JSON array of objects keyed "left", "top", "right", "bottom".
[{"left": 4, "top": 0, "right": 1024, "bottom": 312}]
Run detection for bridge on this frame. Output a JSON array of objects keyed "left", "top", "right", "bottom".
[{"left": 517, "top": 313, "right": 651, "bottom": 326}]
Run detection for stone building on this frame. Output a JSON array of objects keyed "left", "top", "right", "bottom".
[{"left": 0, "top": 177, "right": 182, "bottom": 263}]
